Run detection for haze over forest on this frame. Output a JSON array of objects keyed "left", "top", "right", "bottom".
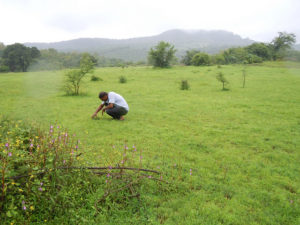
[{"left": 24, "top": 29, "right": 256, "bottom": 61}]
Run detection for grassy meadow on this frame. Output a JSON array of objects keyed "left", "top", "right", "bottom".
[{"left": 1, "top": 61, "right": 300, "bottom": 224}]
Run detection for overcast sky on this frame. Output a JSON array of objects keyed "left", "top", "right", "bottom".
[{"left": 1, "top": 0, "right": 299, "bottom": 44}]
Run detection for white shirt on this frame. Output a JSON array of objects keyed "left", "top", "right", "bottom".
[{"left": 102, "top": 92, "right": 129, "bottom": 111}]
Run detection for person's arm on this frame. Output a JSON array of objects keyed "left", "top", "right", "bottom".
[
  {"left": 91, "top": 103, "right": 104, "bottom": 118},
  {"left": 102, "top": 103, "right": 114, "bottom": 115}
]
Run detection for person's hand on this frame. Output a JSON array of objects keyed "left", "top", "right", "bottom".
[
  {"left": 101, "top": 108, "right": 106, "bottom": 116},
  {"left": 91, "top": 112, "right": 97, "bottom": 118}
]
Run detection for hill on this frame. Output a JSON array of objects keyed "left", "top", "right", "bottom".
[
  {"left": 25, "top": 29, "right": 254, "bottom": 61},
  {"left": 293, "top": 43, "right": 300, "bottom": 50}
]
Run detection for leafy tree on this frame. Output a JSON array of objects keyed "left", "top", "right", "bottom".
[
  {"left": 222, "top": 47, "right": 248, "bottom": 64},
  {"left": 271, "top": 32, "right": 296, "bottom": 60},
  {"left": 216, "top": 72, "right": 229, "bottom": 90},
  {"left": 181, "top": 50, "right": 200, "bottom": 65},
  {"left": 80, "top": 53, "right": 96, "bottom": 74},
  {"left": 191, "top": 52, "right": 211, "bottom": 66},
  {"left": 64, "top": 53, "right": 95, "bottom": 95},
  {"left": 148, "top": 41, "right": 176, "bottom": 68},
  {"left": 211, "top": 54, "right": 226, "bottom": 65},
  {"left": 2, "top": 43, "right": 40, "bottom": 72},
  {"left": 246, "top": 43, "right": 272, "bottom": 60}
]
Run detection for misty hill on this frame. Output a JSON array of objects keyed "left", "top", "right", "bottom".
[
  {"left": 25, "top": 29, "right": 254, "bottom": 61},
  {"left": 293, "top": 44, "right": 300, "bottom": 51}
]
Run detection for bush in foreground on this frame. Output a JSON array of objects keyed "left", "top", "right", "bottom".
[{"left": 0, "top": 118, "right": 172, "bottom": 224}]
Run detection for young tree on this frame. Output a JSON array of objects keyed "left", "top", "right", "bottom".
[
  {"left": 148, "top": 41, "right": 176, "bottom": 68},
  {"left": 242, "top": 67, "right": 246, "bottom": 88},
  {"left": 64, "top": 53, "right": 95, "bottom": 95},
  {"left": 216, "top": 72, "right": 229, "bottom": 90}
]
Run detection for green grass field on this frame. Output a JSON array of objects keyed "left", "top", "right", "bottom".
[{"left": 1, "top": 61, "right": 300, "bottom": 224}]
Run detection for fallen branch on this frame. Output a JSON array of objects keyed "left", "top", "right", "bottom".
[
  {"left": 94, "top": 178, "right": 142, "bottom": 215},
  {"left": 59, "top": 166, "right": 160, "bottom": 174}
]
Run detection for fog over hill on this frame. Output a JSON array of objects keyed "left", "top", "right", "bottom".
[
  {"left": 25, "top": 29, "right": 255, "bottom": 61},
  {"left": 293, "top": 44, "right": 300, "bottom": 51}
]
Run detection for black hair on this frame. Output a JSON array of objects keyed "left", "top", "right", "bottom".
[{"left": 99, "top": 91, "right": 108, "bottom": 99}]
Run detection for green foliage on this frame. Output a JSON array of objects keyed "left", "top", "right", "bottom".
[
  {"left": 191, "top": 52, "right": 211, "bottom": 66},
  {"left": 245, "top": 54, "right": 263, "bottom": 63},
  {"left": 29, "top": 49, "right": 134, "bottom": 71},
  {"left": 221, "top": 47, "right": 265, "bottom": 64},
  {"left": 1, "top": 44, "right": 40, "bottom": 72},
  {"left": 96, "top": 56, "right": 131, "bottom": 67},
  {"left": 0, "top": 118, "right": 170, "bottom": 224},
  {"left": 223, "top": 47, "right": 248, "bottom": 64},
  {"left": 181, "top": 50, "right": 200, "bottom": 65},
  {"left": 271, "top": 32, "right": 296, "bottom": 60},
  {"left": 246, "top": 42, "right": 272, "bottom": 60},
  {"left": 119, "top": 76, "right": 127, "bottom": 83},
  {"left": 148, "top": 41, "right": 177, "bottom": 68},
  {"left": 0, "top": 65, "right": 9, "bottom": 73},
  {"left": 64, "top": 69, "right": 85, "bottom": 95},
  {"left": 212, "top": 53, "right": 226, "bottom": 65},
  {"left": 0, "top": 118, "right": 82, "bottom": 223},
  {"left": 64, "top": 54, "right": 95, "bottom": 95},
  {"left": 90, "top": 75, "right": 102, "bottom": 81},
  {"left": 180, "top": 80, "right": 190, "bottom": 90},
  {"left": 216, "top": 72, "right": 229, "bottom": 90},
  {"left": 80, "top": 53, "right": 95, "bottom": 74}
]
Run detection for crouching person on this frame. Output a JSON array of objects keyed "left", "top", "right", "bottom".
[{"left": 91, "top": 91, "right": 129, "bottom": 120}]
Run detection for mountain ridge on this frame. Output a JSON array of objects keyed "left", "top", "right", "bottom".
[{"left": 25, "top": 29, "right": 255, "bottom": 61}]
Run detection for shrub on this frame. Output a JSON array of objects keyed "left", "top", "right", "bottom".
[
  {"left": 245, "top": 54, "right": 263, "bottom": 64},
  {"left": 216, "top": 72, "right": 229, "bottom": 90},
  {"left": 90, "top": 75, "right": 102, "bottom": 81},
  {"left": 0, "top": 65, "right": 9, "bottom": 72},
  {"left": 0, "top": 118, "right": 170, "bottom": 224},
  {"left": 0, "top": 118, "right": 83, "bottom": 223},
  {"left": 180, "top": 80, "right": 190, "bottom": 90},
  {"left": 119, "top": 76, "right": 127, "bottom": 83}
]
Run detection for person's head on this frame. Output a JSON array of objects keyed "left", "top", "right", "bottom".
[{"left": 99, "top": 91, "right": 108, "bottom": 101}]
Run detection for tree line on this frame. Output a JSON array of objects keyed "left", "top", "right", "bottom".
[
  {"left": 148, "top": 32, "right": 299, "bottom": 67},
  {"left": 0, "top": 45, "right": 141, "bottom": 72},
  {"left": 0, "top": 32, "right": 299, "bottom": 72}
]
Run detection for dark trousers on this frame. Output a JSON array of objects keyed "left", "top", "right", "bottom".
[{"left": 106, "top": 105, "right": 128, "bottom": 119}]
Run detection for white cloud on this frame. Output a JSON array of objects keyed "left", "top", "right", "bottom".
[{"left": 0, "top": 0, "right": 299, "bottom": 44}]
